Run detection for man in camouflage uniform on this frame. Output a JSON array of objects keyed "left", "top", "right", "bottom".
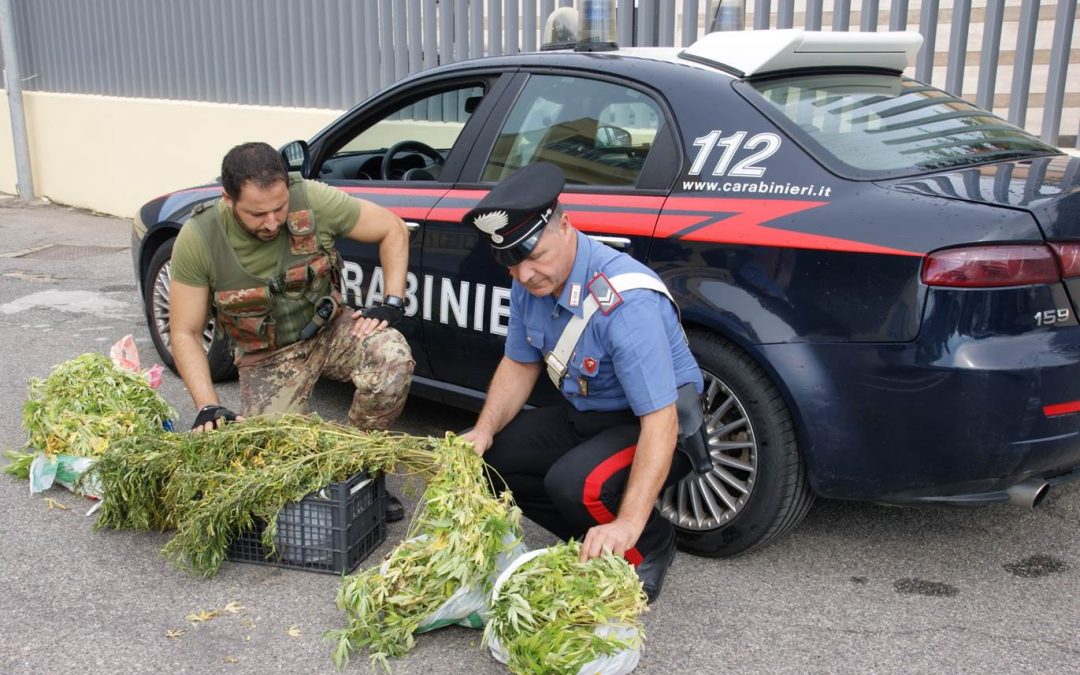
[{"left": 169, "top": 141, "right": 414, "bottom": 519}]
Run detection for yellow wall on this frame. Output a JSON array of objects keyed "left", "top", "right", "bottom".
[
  {"left": 0, "top": 91, "right": 342, "bottom": 217},
  {"left": 0, "top": 91, "right": 486, "bottom": 218},
  {"left": 0, "top": 94, "right": 15, "bottom": 195}
]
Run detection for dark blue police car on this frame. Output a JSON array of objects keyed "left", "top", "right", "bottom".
[{"left": 132, "top": 28, "right": 1080, "bottom": 557}]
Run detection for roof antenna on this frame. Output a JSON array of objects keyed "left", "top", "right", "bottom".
[{"left": 709, "top": 0, "right": 746, "bottom": 32}]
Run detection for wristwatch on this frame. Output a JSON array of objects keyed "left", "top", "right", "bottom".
[{"left": 384, "top": 295, "right": 405, "bottom": 309}]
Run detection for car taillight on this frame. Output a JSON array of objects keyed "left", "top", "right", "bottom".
[
  {"left": 1049, "top": 242, "right": 1080, "bottom": 278},
  {"left": 922, "top": 245, "right": 1060, "bottom": 287}
]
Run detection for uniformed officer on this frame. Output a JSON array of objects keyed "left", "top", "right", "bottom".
[
  {"left": 461, "top": 162, "right": 705, "bottom": 602},
  {"left": 169, "top": 141, "right": 414, "bottom": 520}
]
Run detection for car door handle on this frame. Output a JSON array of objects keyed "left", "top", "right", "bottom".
[
  {"left": 405, "top": 221, "right": 421, "bottom": 232},
  {"left": 589, "top": 235, "right": 631, "bottom": 250}
]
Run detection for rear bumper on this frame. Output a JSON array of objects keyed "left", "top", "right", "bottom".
[
  {"left": 757, "top": 326, "right": 1080, "bottom": 504},
  {"left": 895, "top": 465, "right": 1080, "bottom": 506}
]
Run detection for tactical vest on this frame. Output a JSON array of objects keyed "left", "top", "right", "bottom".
[{"left": 189, "top": 176, "right": 342, "bottom": 355}]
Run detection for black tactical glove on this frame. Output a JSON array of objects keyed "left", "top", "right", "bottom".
[
  {"left": 360, "top": 302, "right": 405, "bottom": 327},
  {"left": 192, "top": 404, "right": 238, "bottom": 430}
]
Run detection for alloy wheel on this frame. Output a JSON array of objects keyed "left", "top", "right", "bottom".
[
  {"left": 657, "top": 370, "right": 758, "bottom": 530},
  {"left": 151, "top": 260, "right": 216, "bottom": 354}
]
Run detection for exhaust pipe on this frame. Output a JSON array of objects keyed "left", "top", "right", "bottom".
[{"left": 1006, "top": 479, "right": 1050, "bottom": 509}]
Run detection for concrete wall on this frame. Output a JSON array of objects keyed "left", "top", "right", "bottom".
[{"left": 0, "top": 91, "right": 341, "bottom": 217}]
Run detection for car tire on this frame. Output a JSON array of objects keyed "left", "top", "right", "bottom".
[
  {"left": 143, "top": 238, "right": 237, "bottom": 382},
  {"left": 657, "top": 330, "right": 814, "bottom": 557}
]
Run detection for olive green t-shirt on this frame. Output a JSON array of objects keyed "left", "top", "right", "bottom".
[{"left": 171, "top": 180, "right": 361, "bottom": 287}]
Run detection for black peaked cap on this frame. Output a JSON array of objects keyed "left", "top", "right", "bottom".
[{"left": 464, "top": 162, "right": 565, "bottom": 266}]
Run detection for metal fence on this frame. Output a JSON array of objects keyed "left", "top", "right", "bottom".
[{"left": 1, "top": 0, "right": 1077, "bottom": 145}]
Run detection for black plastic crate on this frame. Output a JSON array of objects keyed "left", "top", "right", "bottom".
[{"left": 228, "top": 470, "right": 386, "bottom": 574}]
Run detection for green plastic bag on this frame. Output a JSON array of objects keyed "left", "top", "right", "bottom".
[{"left": 29, "top": 453, "right": 101, "bottom": 498}]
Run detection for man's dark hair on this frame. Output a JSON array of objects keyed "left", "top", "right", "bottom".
[{"left": 221, "top": 142, "right": 289, "bottom": 200}]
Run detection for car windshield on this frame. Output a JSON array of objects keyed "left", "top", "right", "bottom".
[{"left": 743, "top": 74, "right": 1059, "bottom": 179}]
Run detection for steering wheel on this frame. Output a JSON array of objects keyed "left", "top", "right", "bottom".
[{"left": 380, "top": 140, "right": 446, "bottom": 180}]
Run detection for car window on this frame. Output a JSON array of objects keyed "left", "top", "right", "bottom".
[
  {"left": 483, "top": 74, "right": 663, "bottom": 186},
  {"left": 742, "top": 74, "right": 1058, "bottom": 179},
  {"left": 320, "top": 85, "right": 485, "bottom": 181}
]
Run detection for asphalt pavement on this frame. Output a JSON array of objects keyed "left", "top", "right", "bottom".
[{"left": 1, "top": 197, "right": 1077, "bottom": 675}]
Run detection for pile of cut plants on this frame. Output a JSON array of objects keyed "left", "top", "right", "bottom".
[
  {"left": 484, "top": 541, "right": 649, "bottom": 675},
  {"left": 328, "top": 434, "right": 526, "bottom": 670},
  {"left": 4, "top": 341, "right": 175, "bottom": 495},
  {"left": 4, "top": 347, "right": 651, "bottom": 675},
  {"left": 326, "top": 435, "right": 649, "bottom": 675},
  {"left": 87, "top": 414, "right": 443, "bottom": 575}
]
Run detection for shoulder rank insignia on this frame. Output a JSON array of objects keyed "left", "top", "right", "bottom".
[
  {"left": 587, "top": 273, "right": 623, "bottom": 315},
  {"left": 191, "top": 201, "right": 213, "bottom": 215}
]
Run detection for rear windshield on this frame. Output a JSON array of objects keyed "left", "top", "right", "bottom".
[{"left": 741, "top": 74, "right": 1059, "bottom": 179}]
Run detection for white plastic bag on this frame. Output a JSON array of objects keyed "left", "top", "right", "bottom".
[
  {"left": 486, "top": 547, "right": 642, "bottom": 675},
  {"left": 407, "top": 532, "right": 527, "bottom": 633}
]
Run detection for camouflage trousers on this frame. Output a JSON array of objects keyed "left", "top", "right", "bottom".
[{"left": 236, "top": 312, "right": 414, "bottom": 430}]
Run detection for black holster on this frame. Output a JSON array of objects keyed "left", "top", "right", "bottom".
[
  {"left": 675, "top": 382, "right": 712, "bottom": 474},
  {"left": 298, "top": 295, "right": 339, "bottom": 341}
]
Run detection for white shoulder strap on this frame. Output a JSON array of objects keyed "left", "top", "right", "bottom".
[{"left": 544, "top": 272, "right": 680, "bottom": 388}]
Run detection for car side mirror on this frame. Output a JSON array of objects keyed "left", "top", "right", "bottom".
[
  {"left": 595, "top": 124, "right": 631, "bottom": 148},
  {"left": 280, "top": 140, "right": 311, "bottom": 176}
]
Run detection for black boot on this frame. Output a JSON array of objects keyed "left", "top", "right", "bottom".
[
  {"left": 385, "top": 494, "right": 405, "bottom": 522},
  {"left": 635, "top": 527, "right": 677, "bottom": 604}
]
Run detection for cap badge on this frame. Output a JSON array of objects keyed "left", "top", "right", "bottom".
[{"left": 473, "top": 210, "right": 510, "bottom": 244}]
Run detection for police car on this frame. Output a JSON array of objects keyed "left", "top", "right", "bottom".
[{"left": 131, "top": 26, "right": 1080, "bottom": 557}]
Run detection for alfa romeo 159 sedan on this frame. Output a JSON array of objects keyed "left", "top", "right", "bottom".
[{"left": 132, "top": 28, "right": 1080, "bottom": 557}]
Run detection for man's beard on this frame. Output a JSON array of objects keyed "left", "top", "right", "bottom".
[{"left": 232, "top": 206, "right": 281, "bottom": 241}]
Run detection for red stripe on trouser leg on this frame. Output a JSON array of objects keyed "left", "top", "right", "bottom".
[{"left": 582, "top": 445, "right": 644, "bottom": 566}]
